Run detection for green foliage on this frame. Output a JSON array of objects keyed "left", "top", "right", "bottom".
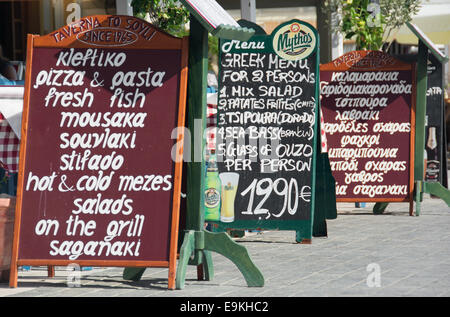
[
  {"left": 323, "top": 0, "right": 423, "bottom": 51},
  {"left": 131, "top": 0, "right": 189, "bottom": 37},
  {"left": 208, "top": 35, "right": 219, "bottom": 72},
  {"left": 343, "top": 0, "right": 385, "bottom": 50},
  {"left": 380, "top": 0, "right": 422, "bottom": 30},
  {"left": 132, "top": 0, "right": 220, "bottom": 72}
]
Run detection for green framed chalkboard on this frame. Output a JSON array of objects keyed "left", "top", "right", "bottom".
[{"left": 208, "top": 20, "right": 320, "bottom": 243}]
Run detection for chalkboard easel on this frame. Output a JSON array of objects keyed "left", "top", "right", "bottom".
[
  {"left": 321, "top": 50, "right": 416, "bottom": 216},
  {"left": 413, "top": 33, "right": 450, "bottom": 215},
  {"left": 10, "top": 15, "right": 189, "bottom": 290},
  {"left": 374, "top": 23, "right": 450, "bottom": 216},
  {"left": 209, "top": 19, "right": 335, "bottom": 243}
]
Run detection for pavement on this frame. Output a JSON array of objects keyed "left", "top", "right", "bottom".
[{"left": 1, "top": 192, "right": 450, "bottom": 298}]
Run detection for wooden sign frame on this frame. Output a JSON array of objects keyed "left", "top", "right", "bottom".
[
  {"left": 424, "top": 53, "right": 447, "bottom": 187},
  {"left": 211, "top": 19, "right": 321, "bottom": 243},
  {"left": 179, "top": 0, "right": 255, "bottom": 41},
  {"left": 320, "top": 51, "right": 416, "bottom": 213},
  {"left": 9, "top": 15, "right": 189, "bottom": 289}
]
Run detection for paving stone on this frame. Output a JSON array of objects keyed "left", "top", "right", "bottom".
[{"left": 2, "top": 194, "right": 450, "bottom": 297}]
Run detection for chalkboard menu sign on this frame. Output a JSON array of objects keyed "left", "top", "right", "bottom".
[
  {"left": 320, "top": 51, "right": 415, "bottom": 204},
  {"left": 425, "top": 53, "right": 447, "bottom": 187},
  {"left": 9, "top": 16, "right": 188, "bottom": 289},
  {"left": 211, "top": 20, "right": 319, "bottom": 240}
]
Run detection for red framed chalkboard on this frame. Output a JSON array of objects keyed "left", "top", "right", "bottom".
[
  {"left": 9, "top": 15, "right": 188, "bottom": 289},
  {"left": 320, "top": 51, "right": 416, "bottom": 212}
]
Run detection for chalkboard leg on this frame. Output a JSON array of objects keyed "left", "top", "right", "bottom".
[
  {"left": 47, "top": 266, "right": 55, "bottom": 278},
  {"left": 203, "top": 230, "right": 264, "bottom": 287},
  {"left": 415, "top": 181, "right": 422, "bottom": 217},
  {"left": 229, "top": 229, "right": 245, "bottom": 238},
  {"left": 196, "top": 264, "right": 204, "bottom": 280},
  {"left": 8, "top": 264, "right": 17, "bottom": 288},
  {"left": 295, "top": 231, "right": 312, "bottom": 243},
  {"left": 373, "top": 202, "right": 389, "bottom": 214},
  {"left": 313, "top": 219, "right": 328, "bottom": 237},
  {"left": 196, "top": 251, "right": 214, "bottom": 281},
  {"left": 409, "top": 199, "right": 415, "bottom": 216},
  {"left": 122, "top": 267, "right": 146, "bottom": 282},
  {"left": 423, "top": 181, "right": 450, "bottom": 207},
  {"left": 201, "top": 250, "right": 214, "bottom": 281},
  {"left": 175, "top": 230, "right": 195, "bottom": 290}
]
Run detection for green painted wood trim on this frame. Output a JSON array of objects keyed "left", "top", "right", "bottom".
[
  {"left": 415, "top": 181, "right": 422, "bottom": 216},
  {"left": 406, "top": 22, "right": 449, "bottom": 64},
  {"left": 177, "top": 229, "right": 264, "bottom": 288},
  {"left": 211, "top": 24, "right": 255, "bottom": 41},
  {"left": 123, "top": 267, "right": 146, "bottom": 281},
  {"left": 373, "top": 202, "right": 389, "bottom": 214},
  {"left": 201, "top": 250, "right": 214, "bottom": 281},
  {"left": 237, "top": 19, "right": 267, "bottom": 35},
  {"left": 185, "top": 16, "right": 208, "bottom": 232},
  {"left": 412, "top": 41, "right": 450, "bottom": 215},
  {"left": 310, "top": 32, "right": 320, "bottom": 235},
  {"left": 177, "top": 16, "right": 262, "bottom": 290},
  {"left": 308, "top": 36, "right": 321, "bottom": 239},
  {"left": 195, "top": 230, "right": 205, "bottom": 249},
  {"left": 414, "top": 41, "right": 428, "bottom": 182},
  {"left": 212, "top": 219, "right": 313, "bottom": 231},
  {"left": 423, "top": 181, "right": 450, "bottom": 207},
  {"left": 179, "top": 0, "right": 254, "bottom": 40},
  {"left": 203, "top": 230, "right": 264, "bottom": 287},
  {"left": 212, "top": 20, "right": 321, "bottom": 241},
  {"left": 176, "top": 231, "right": 196, "bottom": 289},
  {"left": 177, "top": 17, "right": 211, "bottom": 287}
]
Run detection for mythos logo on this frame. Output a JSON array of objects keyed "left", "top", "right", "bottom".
[{"left": 272, "top": 21, "right": 317, "bottom": 61}]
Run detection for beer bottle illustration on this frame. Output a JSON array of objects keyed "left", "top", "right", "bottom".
[
  {"left": 426, "top": 126, "right": 440, "bottom": 181},
  {"left": 204, "top": 150, "right": 221, "bottom": 221}
]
